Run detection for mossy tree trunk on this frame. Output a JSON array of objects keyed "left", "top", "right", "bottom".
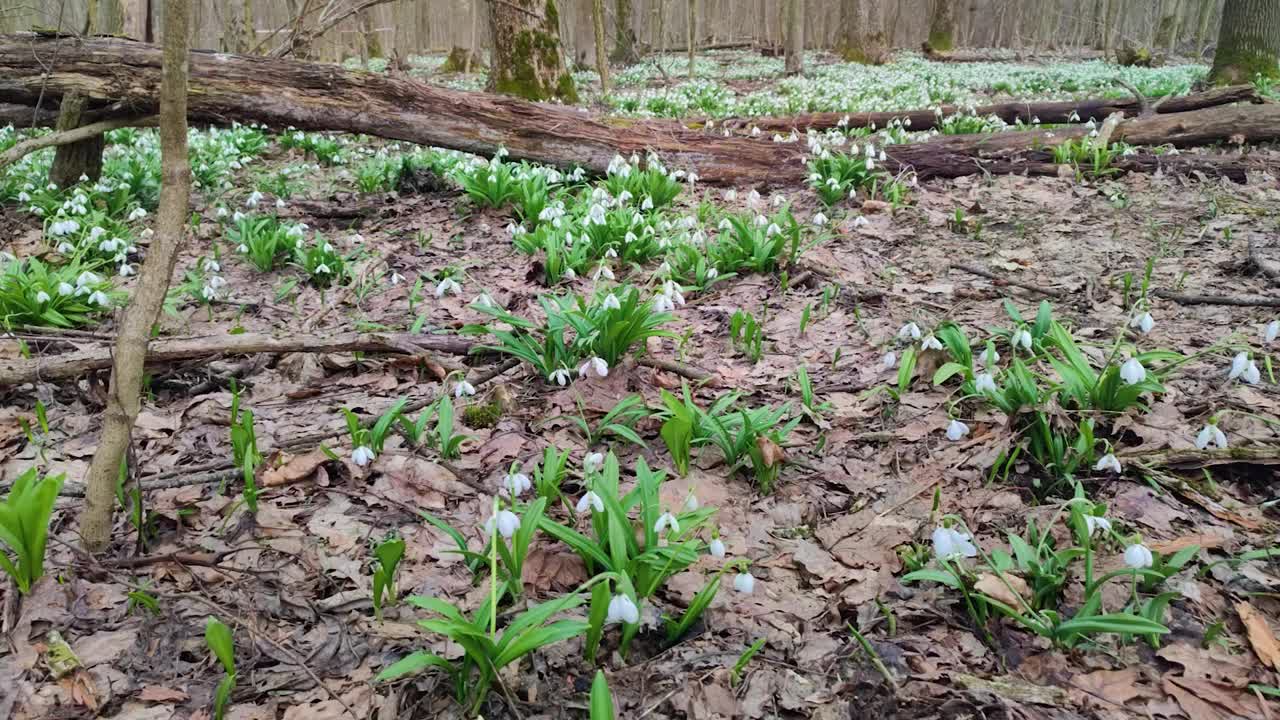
[
  {"left": 487, "top": 0, "right": 576, "bottom": 102},
  {"left": 359, "top": 8, "right": 382, "bottom": 59},
  {"left": 49, "top": 0, "right": 116, "bottom": 188},
  {"left": 927, "top": 0, "right": 956, "bottom": 52},
  {"left": 612, "top": 0, "right": 638, "bottom": 63},
  {"left": 839, "top": 0, "right": 886, "bottom": 65},
  {"left": 783, "top": 0, "right": 803, "bottom": 75},
  {"left": 591, "top": 0, "right": 610, "bottom": 93},
  {"left": 1155, "top": 0, "right": 1181, "bottom": 53},
  {"left": 1209, "top": 0, "right": 1280, "bottom": 83}
]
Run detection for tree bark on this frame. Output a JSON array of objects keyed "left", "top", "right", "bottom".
[
  {"left": 1209, "top": 0, "right": 1280, "bottom": 84},
  {"left": 686, "top": 0, "right": 695, "bottom": 79},
  {"left": 784, "top": 0, "right": 803, "bottom": 75},
  {"left": 122, "top": 0, "right": 152, "bottom": 42},
  {"left": 46, "top": 93, "right": 104, "bottom": 188},
  {"left": 486, "top": 0, "right": 576, "bottom": 102},
  {"left": 839, "top": 0, "right": 886, "bottom": 64},
  {"left": 79, "top": 0, "right": 191, "bottom": 553},
  {"left": 591, "top": 0, "right": 610, "bottom": 93},
  {"left": 612, "top": 0, "right": 638, "bottom": 63},
  {"left": 927, "top": 0, "right": 956, "bottom": 52},
  {"left": 1194, "top": 0, "right": 1215, "bottom": 56}
]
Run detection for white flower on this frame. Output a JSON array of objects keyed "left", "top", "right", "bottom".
[
  {"left": 485, "top": 509, "right": 521, "bottom": 539},
  {"left": 1196, "top": 423, "right": 1228, "bottom": 450},
  {"left": 454, "top": 380, "right": 476, "bottom": 397},
  {"left": 245, "top": 191, "right": 263, "bottom": 207},
  {"left": 605, "top": 593, "right": 640, "bottom": 625},
  {"left": 945, "top": 419, "right": 970, "bottom": 441},
  {"left": 203, "top": 259, "right": 221, "bottom": 272},
  {"left": 237, "top": 244, "right": 249, "bottom": 253},
  {"left": 1093, "top": 453, "right": 1121, "bottom": 474},
  {"left": 548, "top": 368, "right": 572, "bottom": 386},
  {"left": 351, "top": 445, "right": 375, "bottom": 466},
  {"left": 1119, "top": 358, "right": 1146, "bottom": 385},
  {"left": 314, "top": 263, "right": 331, "bottom": 275},
  {"left": 812, "top": 212, "right": 828, "bottom": 226},
  {"left": 579, "top": 356, "right": 609, "bottom": 379},
  {"left": 127, "top": 207, "right": 148, "bottom": 220},
  {"left": 502, "top": 472, "right": 531, "bottom": 497},
  {"left": 931, "top": 526, "right": 978, "bottom": 559},
  {"left": 683, "top": 494, "right": 699, "bottom": 511},
  {"left": 641, "top": 195, "right": 654, "bottom": 210},
  {"left": 921, "top": 335, "right": 943, "bottom": 351},
  {"left": 593, "top": 265, "right": 615, "bottom": 281},
  {"left": 1011, "top": 329, "right": 1033, "bottom": 351},
  {"left": 978, "top": 348, "right": 1000, "bottom": 366},
  {"left": 215, "top": 206, "right": 229, "bottom": 219},
  {"left": 583, "top": 452, "right": 605, "bottom": 472},
  {"left": 709, "top": 538, "right": 726, "bottom": 558},
  {"left": 275, "top": 198, "right": 286, "bottom": 209},
  {"left": 587, "top": 203, "right": 607, "bottom": 225},
  {"left": 1084, "top": 515, "right": 1112, "bottom": 537},
  {"left": 1123, "top": 543, "right": 1153, "bottom": 569},
  {"left": 882, "top": 351, "right": 897, "bottom": 369},
  {"left": 118, "top": 263, "right": 135, "bottom": 277},
  {"left": 765, "top": 222, "right": 782, "bottom": 237},
  {"left": 898, "top": 322, "right": 921, "bottom": 341},
  {"left": 34, "top": 290, "right": 51, "bottom": 304},
  {"left": 601, "top": 293, "right": 621, "bottom": 311},
  {"left": 1265, "top": 320, "right": 1279, "bottom": 344},
  {"left": 208, "top": 276, "right": 227, "bottom": 289},
  {"left": 1242, "top": 360, "right": 1260, "bottom": 384},
  {"left": 1130, "top": 312, "right": 1155, "bottom": 334},
  {"left": 88, "top": 290, "right": 111, "bottom": 306},
  {"left": 576, "top": 491, "right": 604, "bottom": 514},
  {"left": 852, "top": 215, "right": 870, "bottom": 228},
  {"left": 733, "top": 572, "right": 756, "bottom": 594},
  {"left": 654, "top": 511, "right": 680, "bottom": 534},
  {"left": 974, "top": 373, "right": 997, "bottom": 394},
  {"left": 1227, "top": 352, "right": 1258, "bottom": 383},
  {"left": 232, "top": 211, "right": 246, "bottom": 222},
  {"left": 57, "top": 282, "right": 74, "bottom": 296},
  {"left": 434, "top": 277, "right": 462, "bottom": 298}
]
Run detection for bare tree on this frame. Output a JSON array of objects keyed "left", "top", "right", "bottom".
[
  {"left": 613, "top": 0, "right": 638, "bottom": 63},
  {"left": 592, "top": 0, "right": 610, "bottom": 92},
  {"left": 686, "top": 0, "right": 695, "bottom": 79},
  {"left": 784, "top": 0, "right": 803, "bottom": 74},
  {"left": 839, "top": 0, "right": 886, "bottom": 64},
  {"left": 927, "top": 0, "right": 956, "bottom": 51},
  {"left": 1210, "top": 0, "right": 1280, "bottom": 83},
  {"left": 80, "top": 0, "right": 192, "bottom": 553}
]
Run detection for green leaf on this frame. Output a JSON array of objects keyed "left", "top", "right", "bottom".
[
  {"left": 1055, "top": 613, "right": 1169, "bottom": 638},
  {"left": 204, "top": 618, "right": 236, "bottom": 675},
  {"left": 901, "top": 569, "right": 961, "bottom": 589},
  {"left": 590, "top": 671, "right": 616, "bottom": 720},
  {"left": 375, "top": 651, "right": 456, "bottom": 682},
  {"left": 933, "top": 362, "right": 969, "bottom": 386}
]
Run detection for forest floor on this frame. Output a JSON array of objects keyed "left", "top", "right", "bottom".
[{"left": 2, "top": 50, "right": 1280, "bottom": 720}]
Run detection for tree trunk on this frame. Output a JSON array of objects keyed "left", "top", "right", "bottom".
[
  {"left": 686, "top": 0, "right": 695, "bottom": 78},
  {"left": 1103, "top": 0, "right": 1120, "bottom": 56},
  {"left": 359, "top": 8, "right": 382, "bottom": 59},
  {"left": 486, "top": 0, "right": 576, "bottom": 102},
  {"left": 46, "top": 94, "right": 104, "bottom": 188},
  {"left": 839, "top": 0, "right": 886, "bottom": 64},
  {"left": 784, "top": 0, "right": 803, "bottom": 74},
  {"left": 1194, "top": 0, "right": 1215, "bottom": 55},
  {"left": 612, "top": 0, "right": 638, "bottom": 62},
  {"left": 927, "top": 0, "right": 956, "bottom": 52},
  {"left": 1209, "top": 0, "right": 1280, "bottom": 84},
  {"left": 591, "top": 0, "right": 610, "bottom": 92},
  {"left": 1155, "top": 0, "right": 1181, "bottom": 52},
  {"left": 122, "top": 0, "right": 152, "bottom": 42},
  {"left": 79, "top": 0, "right": 191, "bottom": 553}
]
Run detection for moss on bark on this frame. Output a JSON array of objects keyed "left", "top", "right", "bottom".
[{"left": 487, "top": 0, "right": 577, "bottom": 102}]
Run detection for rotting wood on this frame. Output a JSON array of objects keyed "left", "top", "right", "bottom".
[
  {"left": 1154, "top": 288, "right": 1280, "bottom": 308},
  {"left": 951, "top": 263, "right": 1067, "bottom": 297}
]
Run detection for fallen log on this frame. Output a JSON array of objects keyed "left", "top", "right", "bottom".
[
  {"left": 0, "top": 35, "right": 1276, "bottom": 186},
  {"left": 0, "top": 331, "right": 481, "bottom": 386},
  {"left": 719, "top": 84, "right": 1262, "bottom": 135}
]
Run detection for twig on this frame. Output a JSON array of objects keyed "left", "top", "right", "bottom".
[
  {"left": 638, "top": 357, "right": 715, "bottom": 383},
  {"left": 951, "top": 263, "right": 1066, "bottom": 297},
  {"left": 1153, "top": 289, "right": 1280, "bottom": 308},
  {"left": 0, "top": 115, "right": 156, "bottom": 171},
  {"left": 1120, "top": 445, "right": 1280, "bottom": 469},
  {"left": 1249, "top": 235, "right": 1280, "bottom": 284}
]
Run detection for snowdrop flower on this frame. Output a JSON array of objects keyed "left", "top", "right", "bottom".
[
  {"left": 593, "top": 265, "right": 615, "bottom": 281},
  {"left": 1195, "top": 423, "right": 1228, "bottom": 450},
  {"left": 1265, "top": 319, "right": 1279, "bottom": 344},
  {"left": 127, "top": 207, "right": 148, "bottom": 221},
  {"left": 434, "top": 277, "right": 462, "bottom": 298},
  {"left": 245, "top": 191, "right": 263, "bottom": 208},
  {"left": 237, "top": 243, "right": 249, "bottom": 253},
  {"left": 1011, "top": 329, "right": 1032, "bottom": 351},
  {"left": 706, "top": 268, "right": 719, "bottom": 280},
  {"left": 584, "top": 452, "right": 605, "bottom": 472},
  {"left": 882, "top": 351, "right": 897, "bottom": 369},
  {"left": 472, "top": 291, "right": 494, "bottom": 309},
  {"left": 654, "top": 511, "right": 680, "bottom": 534},
  {"left": 601, "top": 293, "right": 621, "bottom": 311},
  {"left": 717, "top": 218, "right": 733, "bottom": 231},
  {"left": 548, "top": 367, "right": 572, "bottom": 386},
  {"left": 208, "top": 276, "right": 227, "bottom": 290},
  {"left": 454, "top": 380, "right": 476, "bottom": 397},
  {"left": 921, "top": 335, "right": 943, "bottom": 351},
  {"left": 605, "top": 593, "right": 640, "bottom": 625},
  {"left": 1119, "top": 357, "right": 1146, "bottom": 385},
  {"left": 978, "top": 347, "right": 1000, "bottom": 366},
  {"left": 351, "top": 445, "right": 375, "bottom": 466},
  {"left": 118, "top": 263, "right": 135, "bottom": 277},
  {"left": 683, "top": 494, "right": 699, "bottom": 512},
  {"left": 709, "top": 538, "right": 726, "bottom": 558},
  {"left": 57, "top": 282, "right": 74, "bottom": 296},
  {"left": 89, "top": 226, "right": 107, "bottom": 241},
  {"left": 76, "top": 271, "right": 101, "bottom": 287},
  {"left": 16, "top": 191, "right": 28, "bottom": 203},
  {"left": 576, "top": 491, "right": 604, "bottom": 514},
  {"left": 1241, "top": 361, "right": 1260, "bottom": 384},
  {"left": 502, "top": 472, "right": 531, "bottom": 497},
  {"left": 232, "top": 211, "right": 246, "bottom": 222},
  {"left": 898, "top": 322, "right": 921, "bottom": 340},
  {"left": 35, "top": 290, "right": 51, "bottom": 304},
  {"left": 945, "top": 419, "right": 970, "bottom": 441},
  {"left": 931, "top": 526, "right": 978, "bottom": 559},
  {"left": 587, "top": 203, "right": 607, "bottom": 225},
  {"left": 974, "top": 373, "right": 997, "bottom": 394},
  {"left": 579, "top": 356, "right": 609, "bottom": 379},
  {"left": 641, "top": 195, "right": 654, "bottom": 211},
  {"left": 733, "top": 572, "right": 756, "bottom": 594},
  {"left": 1123, "top": 543, "right": 1153, "bottom": 569},
  {"left": 275, "top": 198, "right": 286, "bottom": 209},
  {"left": 203, "top": 259, "right": 221, "bottom": 273},
  {"left": 485, "top": 509, "right": 520, "bottom": 540},
  {"left": 390, "top": 272, "right": 404, "bottom": 285},
  {"left": 314, "top": 263, "right": 331, "bottom": 275},
  {"left": 57, "top": 242, "right": 75, "bottom": 254},
  {"left": 1093, "top": 453, "right": 1121, "bottom": 474},
  {"left": 652, "top": 293, "right": 675, "bottom": 313},
  {"left": 852, "top": 215, "right": 869, "bottom": 228},
  {"left": 1084, "top": 515, "right": 1112, "bottom": 537},
  {"left": 1130, "top": 312, "right": 1155, "bottom": 334},
  {"left": 765, "top": 222, "right": 781, "bottom": 237},
  {"left": 1227, "top": 352, "right": 1259, "bottom": 384}
]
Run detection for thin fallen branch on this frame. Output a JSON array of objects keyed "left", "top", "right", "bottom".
[
  {"left": 1123, "top": 446, "right": 1280, "bottom": 470},
  {"left": 638, "top": 356, "right": 716, "bottom": 383},
  {"left": 950, "top": 263, "right": 1067, "bottom": 297},
  {"left": 0, "top": 331, "right": 481, "bottom": 386},
  {"left": 1153, "top": 289, "right": 1280, "bottom": 308},
  {"left": 0, "top": 114, "right": 155, "bottom": 171}
]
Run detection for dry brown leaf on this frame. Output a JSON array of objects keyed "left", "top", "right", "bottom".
[
  {"left": 1235, "top": 601, "right": 1280, "bottom": 670},
  {"left": 974, "top": 572, "right": 1031, "bottom": 607},
  {"left": 138, "top": 686, "right": 190, "bottom": 703},
  {"left": 262, "top": 448, "right": 331, "bottom": 487},
  {"left": 1070, "top": 667, "right": 1147, "bottom": 706},
  {"left": 59, "top": 669, "right": 99, "bottom": 710},
  {"left": 520, "top": 546, "right": 588, "bottom": 593},
  {"left": 756, "top": 435, "right": 785, "bottom": 468}
]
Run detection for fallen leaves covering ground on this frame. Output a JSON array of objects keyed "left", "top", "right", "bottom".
[{"left": 3, "top": 57, "right": 1280, "bottom": 720}]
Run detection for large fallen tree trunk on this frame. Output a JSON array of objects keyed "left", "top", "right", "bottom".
[{"left": 0, "top": 34, "right": 1276, "bottom": 185}]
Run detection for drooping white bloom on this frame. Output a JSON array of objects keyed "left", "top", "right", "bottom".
[
  {"left": 812, "top": 212, "right": 828, "bottom": 226},
  {"left": 898, "top": 322, "right": 921, "bottom": 340},
  {"left": 979, "top": 347, "right": 1000, "bottom": 366},
  {"left": 485, "top": 509, "right": 521, "bottom": 539},
  {"left": 1228, "top": 352, "right": 1250, "bottom": 380},
  {"left": 882, "top": 351, "right": 897, "bottom": 369},
  {"left": 203, "top": 259, "right": 221, "bottom": 273},
  {"left": 605, "top": 593, "right": 640, "bottom": 625},
  {"left": 245, "top": 191, "right": 263, "bottom": 208},
  {"left": 587, "top": 203, "right": 608, "bottom": 225},
  {"left": 1130, "top": 312, "right": 1155, "bottom": 334},
  {"left": 601, "top": 293, "right": 622, "bottom": 311},
  {"left": 88, "top": 290, "right": 111, "bottom": 306},
  {"left": 579, "top": 356, "right": 609, "bottom": 379},
  {"left": 583, "top": 452, "right": 605, "bottom": 472},
  {"left": 683, "top": 494, "right": 699, "bottom": 512},
  {"left": 127, "top": 206, "right": 148, "bottom": 220},
  {"left": 118, "top": 263, "right": 135, "bottom": 277},
  {"left": 1241, "top": 360, "right": 1260, "bottom": 384},
  {"left": 434, "top": 277, "right": 462, "bottom": 298},
  {"left": 945, "top": 419, "right": 970, "bottom": 441},
  {"left": 576, "top": 491, "right": 604, "bottom": 514},
  {"left": 852, "top": 215, "right": 870, "bottom": 228},
  {"left": 733, "top": 572, "right": 756, "bottom": 594},
  {"left": 314, "top": 263, "right": 331, "bottom": 275},
  {"left": 351, "top": 445, "right": 375, "bottom": 466},
  {"left": 1265, "top": 320, "right": 1279, "bottom": 344},
  {"left": 654, "top": 511, "right": 680, "bottom": 534},
  {"left": 921, "top": 335, "right": 943, "bottom": 351},
  {"left": 502, "top": 472, "right": 531, "bottom": 497},
  {"left": 1123, "top": 543, "right": 1154, "bottom": 569},
  {"left": 454, "top": 380, "right": 476, "bottom": 397},
  {"left": 1083, "top": 515, "right": 1112, "bottom": 538},
  {"left": 1195, "top": 423, "right": 1228, "bottom": 450},
  {"left": 1093, "top": 453, "right": 1121, "bottom": 474},
  {"left": 593, "top": 265, "right": 615, "bottom": 281},
  {"left": 709, "top": 538, "right": 726, "bottom": 558},
  {"left": 1011, "top": 329, "right": 1033, "bottom": 351},
  {"left": 57, "top": 282, "right": 74, "bottom": 296},
  {"left": 974, "top": 373, "right": 997, "bottom": 394},
  {"left": 35, "top": 290, "right": 51, "bottom": 304},
  {"left": 931, "top": 526, "right": 978, "bottom": 560},
  {"left": 548, "top": 368, "right": 572, "bottom": 386},
  {"left": 1119, "top": 358, "right": 1146, "bottom": 385}
]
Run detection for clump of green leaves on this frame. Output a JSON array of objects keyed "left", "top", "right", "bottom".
[
  {"left": 0, "top": 468, "right": 64, "bottom": 594},
  {"left": 730, "top": 309, "right": 765, "bottom": 363},
  {"left": 226, "top": 215, "right": 304, "bottom": 272},
  {"left": 205, "top": 618, "right": 237, "bottom": 720},
  {"left": 229, "top": 382, "right": 262, "bottom": 512},
  {"left": 372, "top": 537, "right": 406, "bottom": 621},
  {"left": 0, "top": 258, "right": 118, "bottom": 329}
]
